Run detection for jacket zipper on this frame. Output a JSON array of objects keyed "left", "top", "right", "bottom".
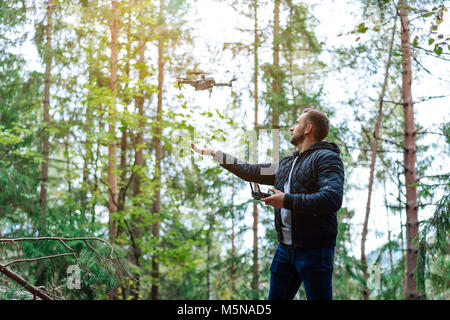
[{"left": 288, "top": 151, "right": 319, "bottom": 244}]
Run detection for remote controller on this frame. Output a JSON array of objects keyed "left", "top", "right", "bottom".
[{"left": 250, "top": 183, "right": 272, "bottom": 200}]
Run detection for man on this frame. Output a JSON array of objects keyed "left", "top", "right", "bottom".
[{"left": 191, "top": 108, "right": 345, "bottom": 300}]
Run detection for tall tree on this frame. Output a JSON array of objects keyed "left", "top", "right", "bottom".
[
  {"left": 399, "top": 0, "right": 420, "bottom": 300},
  {"left": 152, "top": 0, "right": 165, "bottom": 300},
  {"left": 130, "top": 0, "right": 147, "bottom": 299},
  {"left": 230, "top": 187, "right": 237, "bottom": 296},
  {"left": 117, "top": 7, "right": 132, "bottom": 300},
  {"left": 251, "top": 0, "right": 260, "bottom": 299},
  {"left": 108, "top": 0, "right": 119, "bottom": 300},
  {"left": 361, "top": 16, "right": 397, "bottom": 300},
  {"left": 0, "top": 0, "right": 42, "bottom": 236},
  {"left": 272, "top": 0, "right": 280, "bottom": 134},
  {"left": 39, "top": 0, "right": 54, "bottom": 234}
]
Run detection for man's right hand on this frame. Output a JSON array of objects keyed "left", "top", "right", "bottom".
[{"left": 191, "top": 143, "right": 216, "bottom": 157}]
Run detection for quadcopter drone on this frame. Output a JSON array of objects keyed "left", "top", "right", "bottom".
[{"left": 177, "top": 72, "right": 237, "bottom": 97}]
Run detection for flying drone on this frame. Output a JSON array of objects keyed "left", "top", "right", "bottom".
[{"left": 177, "top": 72, "right": 237, "bottom": 97}]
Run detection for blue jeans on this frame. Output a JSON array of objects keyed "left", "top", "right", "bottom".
[{"left": 268, "top": 242, "right": 335, "bottom": 300}]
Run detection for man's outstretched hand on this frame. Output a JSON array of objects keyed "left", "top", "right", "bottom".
[
  {"left": 261, "top": 188, "right": 285, "bottom": 209},
  {"left": 192, "top": 144, "right": 284, "bottom": 208},
  {"left": 191, "top": 143, "right": 216, "bottom": 157}
]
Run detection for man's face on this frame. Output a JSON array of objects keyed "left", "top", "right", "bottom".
[{"left": 289, "top": 114, "right": 310, "bottom": 146}]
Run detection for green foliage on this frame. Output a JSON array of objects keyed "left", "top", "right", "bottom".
[
  {"left": 416, "top": 184, "right": 450, "bottom": 298},
  {"left": 332, "top": 208, "right": 366, "bottom": 299},
  {"left": 422, "top": 4, "right": 448, "bottom": 56},
  {"left": 0, "top": 0, "right": 448, "bottom": 301}
]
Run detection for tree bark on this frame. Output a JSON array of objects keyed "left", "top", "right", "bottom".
[
  {"left": 361, "top": 18, "right": 397, "bottom": 300},
  {"left": 270, "top": 0, "right": 281, "bottom": 182},
  {"left": 252, "top": 0, "right": 259, "bottom": 300},
  {"left": 108, "top": 0, "right": 119, "bottom": 300},
  {"left": 108, "top": 0, "right": 119, "bottom": 243},
  {"left": 118, "top": 17, "right": 131, "bottom": 214},
  {"left": 399, "top": 0, "right": 420, "bottom": 300},
  {"left": 116, "top": 36, "right": 129, "bottom": 299},
  {"left": 384, "top": 174, "right": 394, "bottom": 274},
  {"left": 39, "top": 0, "right": 53, "bottom": 235},
  {"left": 396, "top": 168, "right": 407, "bottom": 297},
  {"left": 65, "top": 132, "right": 72, "bottom": 218},
  {"left": 231, "top": 209, "right": 236, "bottom": 296},
  {"left": 151, "top": 0, "right": 164, "bottom": 300},
  {"left": 206, "top": 214, "right": 212, "bottom": 300},
  {"left": 272, "top": 0, "right": 280, "bottom": 133},
  {"left": 130, "top": 4, "right": 146, "bottom": 300}
]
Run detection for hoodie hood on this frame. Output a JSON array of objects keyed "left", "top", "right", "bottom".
[{"left": 292, "top": 141, "right": 341, "bottom": 157}]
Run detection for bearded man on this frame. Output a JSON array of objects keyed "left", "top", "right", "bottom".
[{"left": 191, "top": 108, "right": 345, "bottom": 300}]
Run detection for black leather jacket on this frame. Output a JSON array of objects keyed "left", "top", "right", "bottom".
[{"left": 213, "top": 141, "right": 345, "bottom": 248}]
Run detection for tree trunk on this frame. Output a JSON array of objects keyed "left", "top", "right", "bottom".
[
  {"left": 270, "top": 0, "right": 281, "bottom": 181},
  {"left": 65, "top": 132, "right": 72, "bottom": 218},
  {"left": 115, "top": 15, "right": 132, "bottom": 301},
  {"left": 206, "top": 216, "right": 212, "bottom": 300},
  {"left": 361, "top": 19, "right": 397, "bottom": 300},
  {"left": 108, "top": 0, "right": 119, "bottom": 300},
  {"left": 231, "top": 209, "right": 236, "bottom": 296},
  {"left": 39, "top": 0, "right": 53, "bottom": 235},
  {"left": 118, "top": 17, "right": 131, "bottom": 213},
  {"left": 252, "top": 0, "right": 259, "bottom": 300},
  {"left": 384, "top": 174, "right": 394, "bottom": 274},
  {"left": 206, "top": 210, "right": 216, "bottom": 299},
  {"left": 399, "top": 0, "right": 420, "bottom": 300},
  {"left": 81, "top": 152, "right": 89, "bottom": 216},
  {"left": 118, "top": 127, "right": 128, "bottom": 211},
  {"left": 272, "top": 0, "right": 280, "bottom": 133},
  {"left": 130, "top": 5, "right": 146, "bottom": 300},
  {"left": 396, "top": 169, "right": 407, "bottom": 297},
  {"left": 151, "top": 0, "right": 164, "bottom": 300}
]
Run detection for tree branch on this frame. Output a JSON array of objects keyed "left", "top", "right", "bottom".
[
  {"left": 0, "top": 263, "right": 53, "bottom": 300},
  {"left": 0, "top": 237, "right": 116, "bottom": 299},
  {"left": 3, "top": 253, "right": 74, "bottom": 268}
]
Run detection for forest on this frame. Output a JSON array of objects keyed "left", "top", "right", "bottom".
[{"left": 0, "top": 0, "right": 449, "bottom": 300}]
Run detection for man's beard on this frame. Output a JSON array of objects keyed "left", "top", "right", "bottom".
[{"left": 290, "top": 132, "right": 305, "bottom": 146}]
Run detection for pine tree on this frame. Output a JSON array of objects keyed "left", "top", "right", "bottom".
[
  {"left": 399, "top": 0, "right": 420, "bottom": 300},
  {"left": 39, "top": 0, "right": 54, "bottom": 235},
  {"left": 108, "top": 0, "right": 119, "bottom": 300},
  {"left": 361, "top": 13, "right": 397, "bottom": 300}
]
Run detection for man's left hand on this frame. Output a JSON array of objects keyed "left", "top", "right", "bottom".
[{"left": 261, "top": 188, "right": 285, "bottom": 209}]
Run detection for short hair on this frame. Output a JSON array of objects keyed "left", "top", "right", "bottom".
[{"left": 302, "top": 108, "right": 329, "bottom": 141}]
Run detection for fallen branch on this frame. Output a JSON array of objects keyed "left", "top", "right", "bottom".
[
  {"left": 0, "top": 236, "right": 115, "bottom": 300},
  {"left": 0, "top": 237, "right": 114, "bottom": 259},
  {"left": 0, "top": 263, "right": 53, "bottom": 300},
  {"left": 3, "top": 253, "right": 74, "bottom": 268}
]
